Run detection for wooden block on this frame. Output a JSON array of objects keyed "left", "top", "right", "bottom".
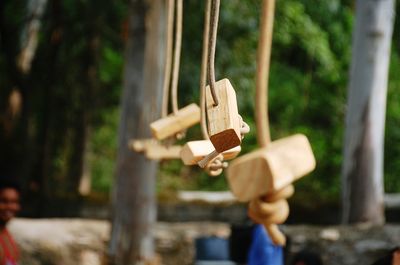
[
  {"left": 180, "top": 140, "right": 241, "bottom": 165},
  {"left": 146, "top": 144, "right": 182, "bottom": 160},
  {"left": 226, "top": 134, "right": 316, "bottom": 202},
  {"left": 129, "top": 139, "right": 157, "bottom": 152},
  {"left": 206, "top": 79, "right": 241, "bottom": 152},
  {"left": 150, "top": 103, "right": 200, "bottom": 140},
  {"left": 129, "top": 139, "right": 181, "bottom": 160}
]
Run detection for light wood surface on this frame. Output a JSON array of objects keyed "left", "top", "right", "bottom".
[
  {"left": 129, "top": 139, "right": 181, "bottom": 160},
  {"left": 205, "top": 79, "right": 241, "bottom": 152},
  {"left": 146, "top": 144, "right": 181, "bottom": 160},
  {"left": 180, "top": 140, "right": 241, "bottom": 165},
  {"left": 130, "top": 139, "right": 158, "bottom": 152},
  {"left": 227, "top": 134, "right": 315, "bottom": 202},
  {"left": 150, "top": 103, "right": 200, "bottom": 140}
]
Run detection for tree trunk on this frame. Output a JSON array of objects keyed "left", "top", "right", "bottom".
[
  {"left": 341, "top": 0, "right": 395, "bottom": 224},
  {"left": 109, "top": 0, "right": 165, "bottom": 264}
]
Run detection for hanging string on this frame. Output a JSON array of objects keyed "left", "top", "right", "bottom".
[
  {"left": 199, "top": 0, "right": 221, "bottom": 175},
  {"left": 249, "top": 0, "right": 293, "bottom": 246},
  {"left": 200, "top": 0, "right": 212, "bottom": 140},
  {"left": 161, "top": 0, "right": 175, "bottom": 118},
  {"left": 255, "top": 0, "right": 274, "bottom": 147},
  {"left": 207, "top": 0, "right": 220, "bottom": 106},
  {"left": 171, "top": 0, "right": 183, "bottom": 114}
]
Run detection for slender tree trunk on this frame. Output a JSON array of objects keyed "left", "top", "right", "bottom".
[
  {"left": 109, "top": 0, "right": 165, "bottom": 264},
  {"left": 17, "top": 0, "right": 48, "bottom": 74},
  {"left": 342, "top": 0, "right": 395, "bottom": 224}
]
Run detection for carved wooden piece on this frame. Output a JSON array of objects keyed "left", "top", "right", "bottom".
[
  {"left": 227, "top": 134, "right": 316, "bottom": 202},
  {"left": 180, "top": 140, "right": 241, "bottom": 165},
  {"left": 206, "top": 79, "right": 241, "bottom": 152},
  {"left": 129, "top": 139, "right": 181, "bottom": 160},
  {"left": 146, "top": 144, "right": 181, "bottom": 160},
  {"left": 150, "top": 103, "right": 201, "bottom": 140}
]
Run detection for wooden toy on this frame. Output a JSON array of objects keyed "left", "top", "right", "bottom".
[
  {"left": 226, "top": 134, "right": 316, "bottom": 202},
  {"left": 205, "top": 78, "right": 242, "bottom": 153},
  {"left": 130, "top": 139, "right": 181, "bottom": 160},
  {"left": 150, "top": 0, "right": 200, "bottom": 141},
  {"left": 150, "top": 103, "right": 200, "bottom": 140},
  {"left": 180, "top": 140, "right": 241, "bottom": 165}
]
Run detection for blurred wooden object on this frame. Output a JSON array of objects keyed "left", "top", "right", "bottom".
[
  {"left": 227, "top": 134, "right": 315, "bottom": 202},
  {"left": 150, "top": 103, "right": 200, "bottom": 140},
  {"left": 180, "top": 140, "right": 241, "bottom": 165},
  {"left": 130, "top": 139, "right": 181, "bottom": 160},
  {"left": 146, "top": 145, "right": 181, "bottom": 160}
]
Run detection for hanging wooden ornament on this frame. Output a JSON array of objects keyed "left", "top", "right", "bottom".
[
  {"left": 179, "top": 0, "right": 243, "bottom": 176},
  {"left": 226, "top": 0, "right": 316, "bottom": 246},
  {"left": 150, "top": 0, "right": 201, "bottom": 141}
]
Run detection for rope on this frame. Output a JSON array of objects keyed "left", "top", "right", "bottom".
[
  {"left": 171, "top": 0, "right": 183, "bottom": 114},
  {"left": 204, "top": 154, "right": 228, "bottom": 176},
  {"left": 200, "top": 0, "right": 212, "bottom": 140},
  {"left": 255, "top": 0, "right": 275, "bottom": 147},
  {"left": 249, "top": 0, "right": 291, "bottom": 246},
  {"left": 207, "top": 0, "right": 220, "bottom": 106},
  {"left": 161, "top": 0, "right": 175, "bottom": 118}
]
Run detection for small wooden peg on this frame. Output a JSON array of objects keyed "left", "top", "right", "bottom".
[
  {"left": 227, "top": 134, "right": 316, "bottom": 202},
  {"left": 180, "top": 140, "right": 241, "bottom": 165},
  {"left": 146, "top": 144, "right": 182, "bottom": 160},
  {"left": 150, "top": 103, "right": 201, "bottom": 140},
  {"left": 206, "top": 79, "right": 241, "bottom": 152},
  {"left": 129, "top": 139, "right": 181, "bottom": 160},
  {"left": 129, "top": 139, "right": 158, "bottom": 152}
]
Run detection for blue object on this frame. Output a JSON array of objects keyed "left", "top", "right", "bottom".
[
  {"left": 247, "top": 224, "right": 283, "bottom": 265},
  {"left": 195, "top": 236, "right": 230, "bottom": 261}
]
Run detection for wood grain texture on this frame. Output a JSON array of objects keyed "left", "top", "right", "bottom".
[
  {"left": 180, "top": 140, "right": 240, "bottom": 165},
  {"left": 150, "top": 103, "right": 200, "bottom": 140},
  {"left": 205, "top": 79, "right": 241, "bottom": 152},
  {"left": 145, "top": 144, "right": 181, "bottom": 160},
  {"left": 227, "top": 134, "right": 315, "bottom": 202}
]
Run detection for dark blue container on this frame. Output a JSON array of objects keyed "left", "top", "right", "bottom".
[{"left": 195, "top": 236, "right": 230, "bottom": 261}]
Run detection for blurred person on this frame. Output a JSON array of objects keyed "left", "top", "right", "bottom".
[
  {"left": 371, "top": 247, "right": 400, "bottom": 265},
  {"left": 290, "top": 250, "right": 323, "bottom": 265},
  {"left": 0, "top": 177, "right": 21, "bottom": 265},
  {"left": 247, "top": 224, "right": 284, "bottom": 265}
]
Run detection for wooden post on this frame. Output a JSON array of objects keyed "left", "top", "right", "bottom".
[
  {"left": 341, "top": 0, "right": 395, "bottom": 225},
  {"left": 109, "top": 0, "right": 165, "bottom": 264}
]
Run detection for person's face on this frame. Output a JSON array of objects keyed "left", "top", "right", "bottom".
[
  {"left": 393, "top": 249, "right": 400, "bottom": 265},
  {"left": 0, "top": 188, "right": 20, "bottom": 225}
]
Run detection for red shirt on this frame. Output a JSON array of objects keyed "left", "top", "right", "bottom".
[{"left": 0, "top": 229, "right": 18, "bottom": 265}]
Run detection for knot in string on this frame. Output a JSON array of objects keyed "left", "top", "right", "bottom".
[
  {"left": 247, "top": 185, "right": 294, "bottom": 246},
  {"left": 238, "top": 115, "right": 250, "bottom": 139},
  {"left": 248, "top": 185, "right": 294, "bottom": 224},
  {"left": 205, "top": 154, "right": 228, "bottom": 176}
]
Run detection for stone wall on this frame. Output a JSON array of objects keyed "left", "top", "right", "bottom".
[{"left": 8, "top": 219, "right": 400, "bottom": 265}]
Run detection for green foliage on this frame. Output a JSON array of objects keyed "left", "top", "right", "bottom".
[
  {"left": 385, "top": 50, "right": 400, "bottom": 193},
  {"left": 90, "top": 108, "right": 120, "bottom": 193}
]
